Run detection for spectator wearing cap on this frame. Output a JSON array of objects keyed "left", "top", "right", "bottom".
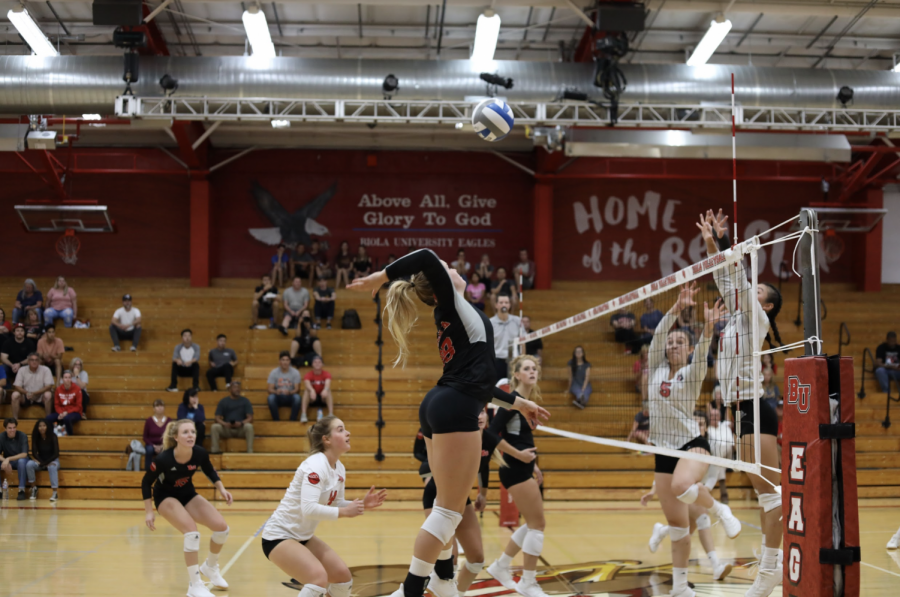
[
  {"left": 167, "top": 329, "right": 200, "bottom": 392},
  {"left": 43, "top": 275, "right": 77, "bottom": 328},
  {"left": 36, "top": 324, "right": 65, "bottom": 384},
  {"left": 11, "top": 353, "right": 54, "bottom": 420},
  {"left": 12, "top": 279, "right": 43, "bottom": 325},
  {"left": 109, "top": 294, "right": 142, "bottom": 352},
  {"left": 2, "top": 324, "right": 35, "bottom": 383},
  {"left": 301, "top": 355, "right": 333, "bottom": 423},
  {"left": 206, "top": 334, "right": 237, "bottom": 392}
]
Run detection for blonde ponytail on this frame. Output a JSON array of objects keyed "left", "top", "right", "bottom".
[
  {"left": 384, "top": 273, "right": 434, "bottom": 368},
  {"left": 162, "top": 419, "right": 196, "bottom": 450},
  {"left": 508, "top": 355, "right": 543, "bottom": 403}
]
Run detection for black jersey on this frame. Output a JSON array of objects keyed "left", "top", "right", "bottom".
[
  {"left": 385, "top": 249, "right": 514, "bottom": 407},
  {"left": 479, "top": 428, "right": 501, "bottom": 489},
  {"left": 489, "top": 391, "right": 535, "bottom": 451},
  {"left": 141, "top": 446, "right": 220, "bottom": 500}
]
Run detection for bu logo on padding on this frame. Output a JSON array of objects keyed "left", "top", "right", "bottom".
[{"left": 786, "top": 376, "right": 811, "bottom": 413}]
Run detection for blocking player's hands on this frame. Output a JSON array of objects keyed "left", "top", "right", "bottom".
[
  {"left": 671, "top": 282, "right": 698, "bottom": 314},
  {"left": 363, "top": 486, "right": 387, "bottom": 510},
  {"left": 347, "top": 271, "right": 389, "bottom": 298},
  {"left": 708, "top": 208, "right": 729, "bottom": 240},
  {"left": 703, "top": 299, "right": 725, "bottom": 337},
  {"left": 697, "top": 213, "right": 720, "bottom": 254},
  {"left": 339, "top": 499, "right": 366, "bottom": 518}
]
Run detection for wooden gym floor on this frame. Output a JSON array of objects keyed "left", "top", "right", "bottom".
[{"left": 3, "top": 498, "right": 900, "bottom": 597}]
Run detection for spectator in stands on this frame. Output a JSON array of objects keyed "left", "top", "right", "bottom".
[
  {"left": 12, "top": 279, "right": 43, "bottom": 325},
  {"left": 11, "top": 353, "right": 54, "bottom": 420},
  {"left": 142, "top": 399, "right": 170, "bottom": 471},
  {"left": 708, "top": 383, "right": 727, "bottom": 426},
  {"left": 627, "top": 402, "right": 650, "bottom": 445},
  {"left": 178, "top": 388, "right": 207, "bottom": 447},
  {"left": 44, "top": 276, "right": 77, "bottom": 328},
  {"left": 761, "top": 353, "right": 777, "bottom": 375},
  {"left": 24, "top": 309, "right": 43, "bottom": 341},
  {"left": 352, "top": 245, "right": 372, "bottom": 280},
  {"left": 48, "top": 370, "right": 83, "bottom": 436},
  {"left": 251, "top": 274, "right": 280, "bottom": 329},
  {"left": 36, "top": 324, "right": 65, "bottom": 383},
  {"left": 707, "top": 407, "right": 733, "bottom": 503},
  {"left": 211, "top": 381, "right": 254, "bottom": 454},
  {"left": 513, "top": 249, "right": 536, "bottom": 290},
  {"left": 490, "top": 267, "right": 518, "bottom": 312},
  {"left": 301, "top": 355, "right": 333, "bottom": 423},
  {"left": 567, "top": 346, "right": 592, "bottom": 409},
  {"left": 279, "top": 276, "right": 310, "bottom": 336},
  {"left": 109, "top": 294, "right": 141, "bottom": 352},
  {"left": 610, "top": 306, "right": 643, "bottom": 354},
  {"left": 271, "top": 243, "right": 290, "bottom": 288},
  {"left": 762, "top": 366, "right": 781, "bottom": 409},
  {"left": 0, "top": 364, "right": 6, "bottom": 405},
  {"left": 640, "top": 298, "right": 664, "bottom": 336},
  {"left": 334, "top": 241, "right": 354, "bottom": 289},
  {"left": 476, "top": 253, "right": 494, "bottom": 282},
  {"left": 309, "top": 239, "right": 332, "bottom": 284},
  {"left": 465, "top": 272, "right": 487, "bottom": 311},
  {"left": 0, "top": 308, "right": 10, "bottom": 337},
  {"left": 876, "top": 331, "right": 900, "bottom": 395},
  {"left": 70, "top": 357, "right": 89, "bottom": 409},
  {"left": 291, "top": 243, "right": 314, "bottom": 282},
  {"left": 2, "top": 324, "right": 35, "bottom": 383},
  {"left": 453, "top": 250, "right": 470, "bottom": 278},
  {"left": 490, "top": 296, "right": 524, "bottom": 381},
  {"left": 633, "top": 344, "right": 649, "bottom": 396},
  {"left": 167, "top": 329, "right": 200, "bottom": 392},
  {"left": 521, "top": 315, "right": 543, "bottom": 361},
  {"left": 206, "top": 334, "right": 237, "bottom": 392},
  {"left": 1, "top": 418, "right": 34, "bottom": 500},
  {"left": 290, "top": 311, "right": 322, "bottom": 367},
  {"left": 29, "top": 420, "right": 59, "bottom": 502},
  {"left": 267, "top": 351, "right": 302, "bottom": 421},
  {"left": 313, "top": 277, "right": 335, "bottom": 330}
]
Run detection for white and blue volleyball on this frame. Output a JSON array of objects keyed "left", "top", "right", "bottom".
[{"left": 472, "top": 98, "right": 514, "bottom": 142}]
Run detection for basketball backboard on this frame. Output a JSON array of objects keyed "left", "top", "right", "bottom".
[{"left": 15, "top": 201, "right": 114, "bottom": 233}]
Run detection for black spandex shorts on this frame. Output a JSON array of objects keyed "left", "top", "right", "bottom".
[
  {"left": 261, "top": 537, "right": 309, "bottom": 560},
  {"left": 422, "top": 478, "right": 471, "bottom": 510},
  {"left": 418, "top": 385, "right": 482, "bottom": 438},
  {"left": 731, "top": 399, "right": 779, "bottom": 438},
  {"left": 499, "top": 453, "right": 536, "bottom": 489},
  {"left": 153, "top": 486, "right": 199, "bottom": 509},
  {"left": 258, "top": 303, "right": 273, "bottom": 320},
  {"left": 654, "top": 436, "right": 711, "bottom": 475}
]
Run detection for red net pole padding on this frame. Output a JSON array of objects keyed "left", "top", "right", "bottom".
[
  {"left": 782, "top": 356, "right": 860, "bottom": 597},
  {"left": 499, "top": 485, "right": 520, "bottom": 527}
]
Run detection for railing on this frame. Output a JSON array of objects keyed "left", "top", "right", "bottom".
[
  {"left": 794, "top": 291, "right": 827, "bottom": 327},
  {"left": 373, "top": 292, "right": 385, "bottom": 461},
  {"left": 838, "top": 322, "right": 851, "bottom": 357},
  {"left": 856, "top": 347, "right": 898, "bottom": 429}
]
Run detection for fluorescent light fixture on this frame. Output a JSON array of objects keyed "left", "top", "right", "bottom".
[
  {"left": 471, "top": 10, "right": 501, "bottom": 67},
  {"left": 242, "top": 4, "right": 276, "bottom": 58},
  {"left": 893, "top": 61, "right": 900, "bottom": 73},
  {"left": 271, "top": 119, "right": 290, "bottom": 128},
  {"left": 82, "top": 114, "right": 102, "bottom": 120},
  {"left": 7, "top": 5, "right": 58, "bottom": 57},
  {"left": 686, "top": 16, "right": 731, "bottom": 66}
]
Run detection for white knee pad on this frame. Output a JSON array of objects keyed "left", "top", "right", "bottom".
[
  {"left": 211, "top": 526, "right": 229, "bottom": 545},
  {"left": 300, "top": 584, "right": 328, "bottom": 597},
  {"left": 758, "top": 492, "right": 781, "bottom": 513},
  {"left": 421, "top": 506, "right": 463, "bottom": 545},
  {"left": 328, "top": 580, "right": 353, "bottom": 597},
  {"left": 669, "top": 526, "right": 690, "bottom": 542},
  {"left": 522, "top": 529, "right": 544, "bottom": 557},
  {"left": 465, "top": 561, "right": 484, "bottom": 574},
  {"left": 510, "top": 524, "right": 529, "bottom": 547},
  {"left": 676, "top": 484, "right": 699, "bottom": 505},
  {"left": 184, "top": 532, "right": 201, "bottom": 553},
  {"left": 696, "top": 514, "right": 712, "bottom": 531}
]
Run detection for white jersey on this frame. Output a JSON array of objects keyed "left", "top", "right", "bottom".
[
  {"left": 703, "top": 422, "right": 735, "bottom": 488},
  {"left": 263, "top": 452, "right": 350, "bottom": 542},
  {"left": 648, "top": 312, "right": 712, "bottom": 451},
  {"left": 711, "top": 250, "right": 770, "bottom": 406}
]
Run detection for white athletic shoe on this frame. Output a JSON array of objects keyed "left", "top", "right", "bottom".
[
  {"left": 428, "top": 571, "right": 458, "bottom": 597},
  {"left": 186, "top": 581, "right": 216, "bottom": 597},
  {"left": 514, "top": 579, "right": 549, "bottom": 597},
  {"left": 486, "top": 561, "right": 517, "bottom": 592},
  {"left": 715, "top": 503, "right": 742, "bottom": 539},
  {"left": 744, "top": 565, "right": 782, "bottom": 597},
  {"left": 648, "top": 522, "right": 668, "bottom": 553},
  {"left": 712, "top": 562, "right": 733, "bottom": 581},
  {"left": 888, "top": 534, "right": 900, "bottom": 550},
  {"left": 669, "top": 587, "right": 695, "bottom": 597},
  {"left": 388, "top": 584, "right": 407, "bottom": 597},
  {"left": 200, "top": 562, "right": 229, "bottom": 590}
]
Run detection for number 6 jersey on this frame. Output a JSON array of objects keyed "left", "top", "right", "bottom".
[{"left": 263, "top": 451, "right": 351, "bottom": 541}]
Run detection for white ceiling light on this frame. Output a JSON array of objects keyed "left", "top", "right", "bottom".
[
  {"left": 242, "top": 4, "right": 276, "bottom": 58},
  {"left": 82, "top": 114, "right": 102, "bottom": 120},
  {"left": 7, "top": 5, "right": 58, "bottom": 57},
  {"left": 686, "top": 15, "right": 732, "bottom": 66},
  {"left": 471, "top": 10, "right": 501, "bottom": 68},
  {"left": 271, "top": 119, "right": 290, "bottom": 128}
]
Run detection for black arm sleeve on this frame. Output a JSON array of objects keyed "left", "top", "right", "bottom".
[
  {"left": 383, "top": 249, "right": 456, "bottom": 308},
  {"left": 488, "top": 407, "right": 516, "bottom": 437},
  {"left": 717, "top": 230, "right": 732, "bottom": 251},
  {"left": 141, "top": 455, "right": 163, "bottom": 500},
  {"left": 199, "top": 449, "right": 221, "bottom": 485},
  {"left": 491, "top": 386, "right": 517, "bottom": 408}
]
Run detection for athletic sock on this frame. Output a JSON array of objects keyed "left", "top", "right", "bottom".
[
  {"left": 498, "top": 553, "right": 513, "bottom": 568},
  {"left": 709, "top": 500, "right": 726, "bottom": 517},
  {"left": 521, "top": 570, "right": 536, "bottom": 583},
  {"left": 707, "top": 550, "right": 720, "bottom": 568},
  {"left": 761, "top": 546, "right": 778, "bottom": 570},
  {"left": 672, "top": 567, "right": 688, "bottom": 593},
  {"left": 206, "top": 552, "right": 219, "bottom": 567},
  {"left": 434, "top": 556, "right": 455, "bottom": 580},
  {"left": 187, "top": 565, "right": 201, "bottom": 585}
]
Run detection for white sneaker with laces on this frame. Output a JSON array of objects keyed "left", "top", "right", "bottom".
[
  {"left": 30, "top": 486, "right": 37, "bottom": 500},
  {"left": 888, "top": 534, "right": 900, "bottom": 550},
  {"left": 514, "top": 579, "right": 549, "bottom": 597},
  {"left": 111, "top": 346, "right": 121, "bottom": 352},
  {"left": 712, "top": 562, "right": 733, "bottom": 581},
  {"left": 486, "top": 561, "right": 517, "bottom": 592},
  {"left": 428, "top": 571, "right": 458, "bottom": 597},
  {"left": 50, "top": 490, "right": 58, "bottom": 502},
  {"left": 715, "top": 503, "right": 742, "bottom": 539},
  {"left": 200, "top": 562, "right": 228, "bottom": 589},
  {"left": 744, "top": 565, "right": 782, "bottom": 597},
  {"left": 300, "top": 413, "right": 308, "bottom": 423},
  {"left": 186, "top": 581, "right": 216, "bottom": 597},
  {"left": 648, "top": 522, "right": 667, "bottom": 553}
]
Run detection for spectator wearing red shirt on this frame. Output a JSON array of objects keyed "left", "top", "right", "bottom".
[
  {"left": 48, "top": 370, "right": 83, "bottom": 436},
  {"left": 301, "top": 355, "right": 333, "bottom": 423}
]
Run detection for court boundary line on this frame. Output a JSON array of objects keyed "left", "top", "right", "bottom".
[
  {"left": 220, "top": 518, "right": 268, "bottom": 576},
  {"left": 860, "top": 560, "right": 900, "bottom": 579}
]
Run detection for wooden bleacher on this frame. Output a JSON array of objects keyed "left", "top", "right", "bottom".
[{"left": 1, "top": 276, "right": 898, "bottom": 502}]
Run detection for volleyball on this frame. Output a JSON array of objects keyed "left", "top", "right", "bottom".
[{"left": 472, "top": 98, "right": 514, "bottom": 142}]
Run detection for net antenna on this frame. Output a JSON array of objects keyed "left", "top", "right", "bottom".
[
  {"left": 56, "top": 229, "right": 80, "bottom": 265},
  {"left": 731, "top": 72, "right": 738, "bottom": 245}
]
